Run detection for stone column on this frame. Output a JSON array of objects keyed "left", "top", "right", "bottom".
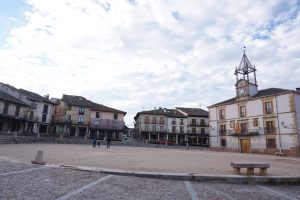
[
  {"left": 176, "top": 134, "right": 178, "bottom": 144},
  {"left": 165, "top": 134, "right": 169, "bottom": 147},
  {"left": 157, "top": 133, "right": 160, "bottom": 142},
  {"left": 85, "top": 128, "right": 88, "bottom": 139},
  {"left": 75, "top": 126, "right": 79, "bottom": 137},
  {"left": 97, "top": 130, "right": 99, "bottom": 138},
  {"left": 113, "top": 132, "right": 116, "bottom": 140},
  {"left": 148, "top": 133, "right": 150, "bottom": 143}
]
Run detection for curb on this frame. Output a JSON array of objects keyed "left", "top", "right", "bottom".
[{"left": 59, "top": 165, "right": 300, "bottom": 185}]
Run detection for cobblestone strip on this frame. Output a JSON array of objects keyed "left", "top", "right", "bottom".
[
  {"left": 0, "top": 166, "right": 48, "bottom": 176},
  {"left": 258, "top": 185, "right": 298, "bottom": 200},
  {"left": 56, "top": 175, "right": 114, "bottom": 200},
  {"left": 185, "top": 181, "right": 199, "bottom": 200}
]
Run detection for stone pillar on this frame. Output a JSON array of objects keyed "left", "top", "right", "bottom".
[
  {"left": 113, "top": 132, "right": 116, "bottom": 140},
  {"left": 176, "top": 134, "right": 178, "bottom": 144},
  {"left": 25, "top": 122, "right": 28, "bottom": 133},
  {"left": 46, "top": 125, "right": 50, "bottom": 134},
  {"left": 64, "top": 125, "right": 67, "bottom": 136},
  {"left": 165, "top": 134, "right": 169, "bottom": 147},
  {"left": 148, "top": 133, "right": 150, "bottom": 143},
  {"left": 75, "top": 126, "right": 79, "bottom": 137},
  {"left": 97, "top": 130, "right": 99, "bottom": 138},
  {"left": 85, "top": 128, "right": 88, "bottom": 139},
  {"left": 157, "top": 133, "right": 160, "bottom": 142}
]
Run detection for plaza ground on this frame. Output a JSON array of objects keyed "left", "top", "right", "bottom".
[{"left": 0, "top": 143, "right": 299, "bottom": 176}]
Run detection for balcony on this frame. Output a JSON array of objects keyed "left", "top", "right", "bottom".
[
  {"left": 219, "top": 130, "right": 227, "bottom": 136},
  {"left": 228, "top": 129, "right": 259, "bottom": 136},
  {"left": 90, "top": 119, "right": 124, "bottom": 130},
  {"left": 187, "top": 130, "right": 209, "bottom": 134},
  {"left": 144, "top": 119, "right": 150, "bottom": 124},
  {"left": 159, "top": 120, "right": 165, "bottom": 124},
  {"left": 171, "top": 121, "right": 176, "bottom": 125},
  {"left": 264, "top": 128, "right": 277, "bottom": 135},
  {"left": 188, "top": 122, "right": 209, "bottom": 127},
  {"left": 151, "top": 120, "right": 157, "bottom": 124}
]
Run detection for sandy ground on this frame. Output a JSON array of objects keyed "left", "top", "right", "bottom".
[{"left": 0, "top": 143, "right": 299, "bottom": 176}]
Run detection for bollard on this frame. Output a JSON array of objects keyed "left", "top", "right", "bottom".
[{"left": 31, "top": 150, "right": 46, "bottom": 165}]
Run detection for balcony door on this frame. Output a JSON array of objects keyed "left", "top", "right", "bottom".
[{"left": 240, "top": 139, "right": 250, "bottom": 153}]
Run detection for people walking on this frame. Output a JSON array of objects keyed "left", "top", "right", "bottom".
[
  {"left": 106, "top": 134, "right": 111, "bottom": 148},
  {"left": 93, "top": 137, "right": 97, "bottom": 148}
]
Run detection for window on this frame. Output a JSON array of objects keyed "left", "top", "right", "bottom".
[
  {"left": 145, "top": 125, "right": 149, "bottom": 131},
  {"left": 152, "top": 125, "right": 156, "bottom": 132},
  {"left": 144, "top": 116, "right": 150, "bottom": 124},
  {"left": 219, "top": 125, "right": 226, "bottom": 135},
  {"left": 66, "top": 115, "right": 71, "bottom": 122},
  {"left": 15, "top": 105, "right": 20, "bottom": 117},
  {"left": 96, "top": 112, "right": 100, "bottom": 118},
  {"left": 180, "top": 126, "right": 184, "bottom": 133},
  {"left": 172, "top": 118, "right": 176, "bottom": 125},
  {"left": 152, "top": 117, "right": 157, "bottom": 124},
  {"left": 253, "top": 118, "right": 258, "bottom": 127},
  {"left": 192, "top": 127, "right": 196, "bottom": 134},
  {"left": 219, "top": 109, "right": 225, "bottom": 120},
  {"left": 172, "top": 126, "right": 176, "bottom": 133},
  {"left": 200, "top": 119, "right": 205, "bottom": 126},
  {"left": 43, "top": 105, "right": 48, "bottom": 114},
  {"left": 239, "top": 106, "right": 246, "bottom": 117},
  {"left": 159, "top": 117, "right": 165, "bottom": 124},
  {"left": 191, "top": 118, "right": 196, "bottom": 125},
  {"left": 3, "top": 103, "right": 9, "bottom": 115},
  {"left": 265, "top": 121, "right": 275, "bottom": 134},
  {"left": 42, "top": 114, "right": 47, "bottom": 122},
  {"left": 201, "top": 128, "right": 205, "bottom": 134},
  {"left": 266, "top": 138, "right": 276, "bottom": 148},
  {"left": 230, "top": 121, "right": 235, "bottom": 128},
  {"left": 114, "top": 114, "right": 118, "bottom": 120},
  {"left": 221, "top": 139, "right": 227, "bottom": 147},
  {"left": 180, "top": 119, "right": 184, "bottom": 125},
  {"left": 265, "top": 102, "right": 272, "bottom": 114},
  {"left": 78, "top": 116, "right": 84, "bottom": 124},
  {"left": 160, "top": 126, "right": 164, "bottom": 132},
  {"left": 79, "top": 107, "right": 85, "bottom": 115},
  {"left": 240, "top": 123, "right": 247, "bottom": 134},
  {"left": 29, "top": 111, "right": 34, "bottom": 120}
]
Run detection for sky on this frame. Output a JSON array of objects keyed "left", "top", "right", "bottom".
[{"left": 0, "top": 0, "right": 300, "bottom": 127}]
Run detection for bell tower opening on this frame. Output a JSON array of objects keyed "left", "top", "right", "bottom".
[{"left": 234, "top": 47, "right": 258, "bottom": 98}]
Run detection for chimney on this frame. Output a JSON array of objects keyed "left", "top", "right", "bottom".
[
  {"left": 44, "top": 94, "right": 49, "bottom": 99},
  {"left": 164, "top": 108, "right": 167, "bottom": 113},
  {"left": 296, "top": 88, "right": 300, "bottom": 92}
]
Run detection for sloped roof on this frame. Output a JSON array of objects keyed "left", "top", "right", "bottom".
[
  {"left": 62, "top": 94, "right": 92, "bottom": 107},
  {"left": 19, "top": 89, "right": 53, "bottom": 104},
  {"left": 62, "top": 94, "right": 126, "bottom": 114},
  {"left": 209, "top": 88, "right": 293, "bottom": 107},
  {"left": 0, "top": 91, "right": 29, "bottom": 106},
  {"left": 89, "top": 101, "right": 126, "bottom": 114},
  {"left": 134, "top": 108, "right": 186, "bottom": 120},
  {"left": 176, "top": 107, "right": 208, "bottom": 117}
]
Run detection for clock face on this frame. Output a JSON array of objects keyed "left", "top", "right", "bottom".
[{"left": 239, "top": 88, "right": 245, "bottom": 95}]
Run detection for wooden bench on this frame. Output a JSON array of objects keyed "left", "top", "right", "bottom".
[
  {"left": 275, "top": 152, "right": 285, "bottom": 157},
  {"left": 231, "top": 162, "right": 270, "bottom": 176}
]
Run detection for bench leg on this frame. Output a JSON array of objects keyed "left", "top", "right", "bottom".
[
  {"left": 259, "top": 168, "right": 267, "bottom": 176},
  {"left": 246, "top": 168, "right": 254, "bottom": 176},
  {"left": 234, "top": 167, "right": 241, "bottom": 175}
]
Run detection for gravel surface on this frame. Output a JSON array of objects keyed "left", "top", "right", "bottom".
[{"left": 0, "top": 159, "right": 300, "bottom": 200}]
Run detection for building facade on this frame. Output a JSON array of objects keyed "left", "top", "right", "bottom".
[
  {"left": 134, "top": 107, "right": 209, "bottom": 146},
  {"left": 208, "top": 51, "right": 300, "bottom": 157},
  {"left": 0, "top": 82, "right": 54, "bottom": 135},
  {"left": 51, "top": 95, "right": 126, "bottom": 140}
]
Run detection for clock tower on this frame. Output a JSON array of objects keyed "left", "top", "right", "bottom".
[{"left": 234, "top": 48, "right": 258, "bottom": 99}]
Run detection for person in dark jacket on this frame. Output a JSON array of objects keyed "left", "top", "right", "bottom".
[
  {"left": 106, "top": 134, "right": 111, "bottom": 148},
  {"left": 93, "top": 137, "right": 97, "bottom": 148}
]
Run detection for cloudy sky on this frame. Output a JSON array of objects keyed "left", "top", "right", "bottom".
[{"left": 0, "top": 0, "right": 300, "bottom": 127}]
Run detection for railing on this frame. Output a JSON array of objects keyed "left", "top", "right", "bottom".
[
  {"left": 227, "top": 129, "right": 260, "bottom": 136},
  {"left": 151, "top": 120, "right": 157, "bottom": 124},
  {"left": 219, "top": 130, "right": 227, "bottom": 136},
  {"left": 264, "top": 128, "right": 277, "bottom": 135},
  {"left": 144, "top": 120, "right": 150, "bottom": 124},
  {"left": 172, "top": 121, "right": 176, "bottom": 125},
  {"left": 188, "top": 122, "right": 209, "bottom": 127},
  {"left": 187, "top": 130, "right": 209, "bottom": 134},
  {"left": 159, "top": 120, "right": 165, "bottom": 124},
  {"left": 90, "top": 119, "right": 124, "bottom": 130}
]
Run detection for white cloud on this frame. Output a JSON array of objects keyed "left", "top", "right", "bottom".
[{"left": 0, "top": 0, "right": 300, "bottom": 126}]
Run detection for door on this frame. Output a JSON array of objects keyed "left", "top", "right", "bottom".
[{"left": 240, "top": 139, "right": 250, "bottom": 153}]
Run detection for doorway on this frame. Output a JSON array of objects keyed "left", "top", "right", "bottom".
[{"left": 240, "top": 139, "right": 250, "bottom": 153}]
